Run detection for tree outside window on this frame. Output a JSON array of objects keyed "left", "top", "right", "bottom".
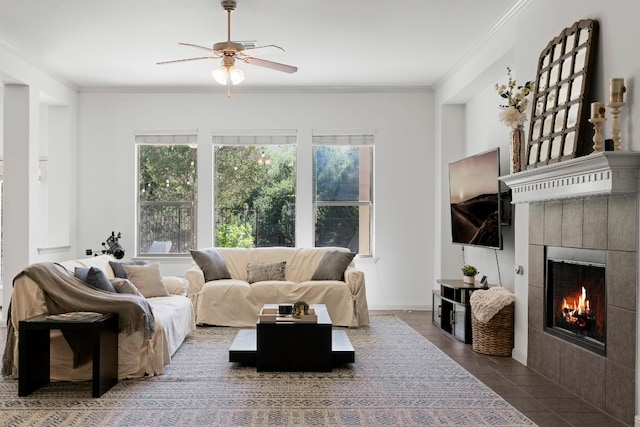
[
  {"left": 214, "top": 138, "right": 296, "bottom": 248},
  {"left": 136, "top": 135, "right": 197, "bottom": 255}
]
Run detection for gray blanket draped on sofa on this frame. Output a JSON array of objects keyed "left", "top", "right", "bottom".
[{"left": 2, "top": 262, "right": 155, "bottom": 375}]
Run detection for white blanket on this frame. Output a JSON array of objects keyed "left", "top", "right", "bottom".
[{"left": 469, "top": 286, "right": 515, "bottom": 323}]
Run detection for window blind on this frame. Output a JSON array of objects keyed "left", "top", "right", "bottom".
[
  {"left": 312, "top": 134, "right": 375, "bottom": 146},
  {"left": 212, "top": 134, "right": 297, "bottom": 145},
  {"left": 135, "top": 133, "right": 197, "bottom": 145}
]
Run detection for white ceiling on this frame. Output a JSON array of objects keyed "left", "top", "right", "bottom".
[{"left": 0, "top": 0, "right": 518, "bottom": 90}]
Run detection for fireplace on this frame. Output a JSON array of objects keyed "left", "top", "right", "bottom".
[
  {"left": 500, "top": 154, "right": 640, "bottom": 423},
  {"left": 545, "top": 246, "right": 606, "bottom": 355}
]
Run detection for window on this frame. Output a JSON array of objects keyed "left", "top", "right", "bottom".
[
  {"left": 136, "top": 134, "right": 197, "bottom": 256},
  {"left": 312, "top": 134, "right": 374, "bottom": 255},
  {"left": 213, "top": 134, "right": 296, "bottom": 248}
]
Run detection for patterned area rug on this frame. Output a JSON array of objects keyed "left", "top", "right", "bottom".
[{"left": 0, "top": 315, "right": 535, "bottom": 426}]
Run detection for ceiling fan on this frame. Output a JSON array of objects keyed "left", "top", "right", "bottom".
[{"left": 157, "top": 0, "right": 298, "bottom": 97}]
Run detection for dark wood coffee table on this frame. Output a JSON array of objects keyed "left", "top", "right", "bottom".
[{"left": 229, "top": 304, "right": 354, "bottom": 371}]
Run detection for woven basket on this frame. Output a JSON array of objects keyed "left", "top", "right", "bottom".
[{"left": 471, "top": 302, "right": 514, "bottom": 357}]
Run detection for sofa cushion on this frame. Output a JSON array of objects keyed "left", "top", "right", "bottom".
[
  {"left": 61, "top": 255, "right": 116, "bottom": 279},
  {"left": 250, "top": 281, "right": 298, "bottom": 301},
  {"left": 311, "top": 250, "right": 356, "bottom": 281},
  {"left": 247, "top": 261, "right": 286, "bottom": 284},
  {"left": 110, "top": 278, "right": 144, "bottom": 297},
  {"left": 163, "top": 276, "right": 189, "bottom": 296},
  {"left": 190, "top": 248, "right": 231, "bottom": 281},
  {"left": 110, "top": 260, "right": 150, "bottom": 279},
  {"left": 123, "top": 262, "right": 169, "bottom": 298},
  {"left": 74, "top": 266, "right": 117, "bottom": 293}
]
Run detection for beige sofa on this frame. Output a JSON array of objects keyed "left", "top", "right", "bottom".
[
  {"left": 185, "top": 247, "right": 369, "bottom": 327},
  {"left": 3, "top": 255, "right": 195, "bottom": 380}
]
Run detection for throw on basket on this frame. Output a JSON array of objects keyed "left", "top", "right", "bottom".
[{"left": 470, "top": 287, "right": 515, "bottom": 356}]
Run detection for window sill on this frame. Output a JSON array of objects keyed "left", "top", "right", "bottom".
[
  {"left": 133, "top": 255, "right": 191, "bottom": 263},
  {"left": 37, "top": 245, "right": 71, "bottom": 254},
  {"left": 354, "top": 255, "right": 379, "bottom": 263}
]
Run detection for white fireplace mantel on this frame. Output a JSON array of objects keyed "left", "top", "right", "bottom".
[{"left": 500, "top": 151, "right": 640, "bottom": 204}]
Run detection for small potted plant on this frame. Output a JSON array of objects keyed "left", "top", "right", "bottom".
[
  {"left": 293, "top": 300, "right": 309, "bottom": 318},
  {"left": 461, "top": 265, "right": 479, "bottom": 284}
]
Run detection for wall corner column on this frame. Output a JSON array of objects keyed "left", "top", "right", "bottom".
[{"left": 2, "top": 84, "right": 39, "bottom": 320}]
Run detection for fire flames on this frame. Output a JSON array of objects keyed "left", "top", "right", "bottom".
[{"left": 561, "top": 286, "right": 592, "bottom": 328}]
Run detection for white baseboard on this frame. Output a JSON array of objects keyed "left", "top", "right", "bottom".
[
  {"left": 511, "top": 348, "right": 527, "bottom": 366},
  {"left": 368, "top": 305, "right": 431, "bottom": 311}
]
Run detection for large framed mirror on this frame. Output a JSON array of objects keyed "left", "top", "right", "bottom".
[{"left": 525, "top": 19, "right": 599, "bottom": 169}]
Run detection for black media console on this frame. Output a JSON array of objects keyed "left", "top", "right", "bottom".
[{"left": 432, "top": 279, "right": 489, "bottom": 344}]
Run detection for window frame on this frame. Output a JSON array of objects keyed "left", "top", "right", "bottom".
[
  {"left": 135, "top": 133, "right": 198, "bottom": 257},
  {"left": 312, "top": 133, "right": 374, "bottom": 256},
  {"left": 212, "top": 132, "right": 298, "bottom": 248}
]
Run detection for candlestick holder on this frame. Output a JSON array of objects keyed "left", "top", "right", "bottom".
[
  {"left": 607, "top": 101, "right": 625, "bottom": 150},
  {"left": 588, "top": 117, "right": 606, "bottom": 153}
]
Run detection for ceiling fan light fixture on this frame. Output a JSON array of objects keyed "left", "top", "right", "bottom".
[
  {"left": 229, "top": 66, "right": 245, "bottom": 84},
  {"left": 212, "top": 64, "right": 245, "bottom": 85}
]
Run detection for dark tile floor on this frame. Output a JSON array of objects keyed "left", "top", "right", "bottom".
[
  {"left": 0, "top": 312, "right": 629, "bottom": 426},
  {"left": 390, "top": 310, "right": 629, "bottom": 427}
]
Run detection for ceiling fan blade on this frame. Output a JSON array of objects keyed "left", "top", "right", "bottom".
[
  {"left": 243, "top": 57, "right": 298, "bottom": 74},
  {"left": 157, "top": 56, "right": 217, "bottom": 65},
  {"left": 178, "top": 42, "right": 218, "bottom": 53},
  {"left": 240, "top": 44, "right": 285, "bottom": 54}
]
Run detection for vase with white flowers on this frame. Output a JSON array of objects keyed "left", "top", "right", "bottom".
[{"left": 495, "top": 67, "right": 534, "bottom": 173}]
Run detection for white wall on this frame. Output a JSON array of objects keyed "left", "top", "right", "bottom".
[
  {"left": 436, "top": 0, "right": 640, "bottom": 421},
  {"left": 0, "top": 43, "right": 78, "bottom": 321},
  {"left": 462, "top": 81, "right": 516, "bottom": 289},
  {"left": 77, "top": 89, "right": 435, "bottom": 309},
  {"left": 1, "top": 38, "right": 436, "bottom": 316}
]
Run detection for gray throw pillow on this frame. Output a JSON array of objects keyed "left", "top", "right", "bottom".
[
  {"left": 122, "top": 262, "right": 169, "bottom": 298},
  {"left": 75, "top": 266, "right": 117, "bottom": 293},
  {"left": 247, "top": 261, "right": 286, "bottom": 284},
  {"left": 109, "top": 260, "right": 150, "bottom": 279},
  {"left": 190, "top": 248, "right": 231, "bottom": 282},
  {"left": 311, "top": 251, "right": 356, "bottom": 281}
]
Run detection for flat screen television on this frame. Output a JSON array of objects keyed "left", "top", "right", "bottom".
[{"left": 448, "top": 148, "right": 503, "bottom": 250}]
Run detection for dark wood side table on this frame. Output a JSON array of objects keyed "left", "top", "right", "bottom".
[{"left": 19, "top": 312, "right": 118, "bottom": 397}]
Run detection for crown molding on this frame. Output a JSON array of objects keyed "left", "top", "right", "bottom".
[
  {"left": 433, "top": 0, "right": 532, "bottom": 90},
  {"left": 0, "top": 38, "right": 78, "bottom": 91},
  {"left": 77, "top": 85, "right": 432, "bottom": 94}
]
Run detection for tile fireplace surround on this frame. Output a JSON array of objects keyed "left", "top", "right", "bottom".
[{"left": 501, "top": 152, "right": 640, "bottom": 425}]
